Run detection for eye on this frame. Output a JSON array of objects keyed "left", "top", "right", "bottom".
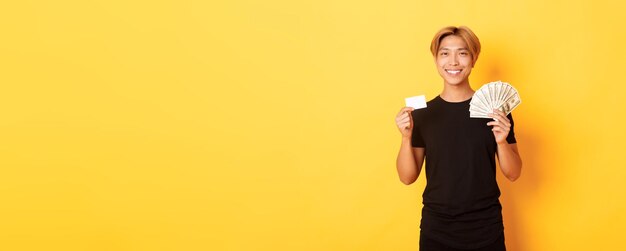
[
  {"left": 440, "top": 52, "right": 448, "bottom": 56},
  {"left": 460, "top": 52, "right": 469, "bottom": 56}
]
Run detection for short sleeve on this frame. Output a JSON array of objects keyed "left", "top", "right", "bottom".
[
  {"left": 506, "top": 113, "right": 517, "bottom": 144},
  {"left": 411, "top": 110, "right": 425, "bottom": 147}
]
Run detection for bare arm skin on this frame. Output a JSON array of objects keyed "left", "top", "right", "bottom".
[
  {"left": 395, "top": 107, "right": 425, "bottom": 185},
  {"left": 488, "top": 109, "right": 523, "bottom": 181}
]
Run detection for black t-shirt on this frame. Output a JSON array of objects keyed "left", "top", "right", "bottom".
[{"left": 410, "top": 95, "right": 516, "bottom": 249}]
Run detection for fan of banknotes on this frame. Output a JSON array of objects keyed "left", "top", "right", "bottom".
[{"left": 469, "top": 81, "right": 521, "bottom": 118}]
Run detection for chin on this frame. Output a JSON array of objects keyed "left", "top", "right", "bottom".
[{"left": 444, "top": 78, "right": 465, "bottom": 85}]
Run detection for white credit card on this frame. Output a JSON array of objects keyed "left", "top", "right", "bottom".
[{"left": 405, "top": 95, "right": 427, "bottom": 109}]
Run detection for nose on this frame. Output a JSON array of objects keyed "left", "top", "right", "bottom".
[{"left": 449, "top": 54, "right": 459, "bottom": 66}]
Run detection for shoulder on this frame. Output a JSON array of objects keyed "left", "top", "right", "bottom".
[{"left": 426, "top": 96, "right": 442, "bottom": 107}]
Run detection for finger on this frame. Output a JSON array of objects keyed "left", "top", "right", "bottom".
[
  {"left": 486, "top": 112, "right": 497, "bottom": 122},
  {"left": 396, "top": 111, "right": 410, "bottom": 120},
  {"left": 487, "top": 121, "right": 510, "bottom": 131},
  {"left": 488, "top": 112, "right": 510, "bottom": 126},
  {"left": 488, "top": 110, "right": 502, "bottom": 119},
  {"left": 495, "top": 109, "right": 508, "bottom": 119},
  {"left": 497, "top": 118, "right": 511, "bottom": 128},
  {"left": 399, "top": 117, "right": 410, "bottom": 124},
  {"left": 396, "top": 113, "right": 411, "bottom": 123},
  {"left": 490, "top": 124, "right": 510, "bottom": 134},
  {"left": 491, "top": 109, "right": 510, "bottom": 124},
  {"left": 400, "top": 122, "right": 411, "bottom": 129},
  {"left": 495, "top": 125, "right": 509, "bottom": 133},
  {"left": 397, "top": 107, "right": 415, "bottom": 116}
]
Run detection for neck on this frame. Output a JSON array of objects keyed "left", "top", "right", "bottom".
[{"left": 440, "top": 80, "right": 474, "bottom": 102}]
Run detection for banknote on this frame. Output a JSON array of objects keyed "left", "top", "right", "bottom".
[{"left": 469, "top": 81, "right": 521, "bottom": 118}]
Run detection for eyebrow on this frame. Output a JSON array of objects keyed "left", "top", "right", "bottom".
[{"left": 439, "top": 47, "right": 469, "bottom": 51}]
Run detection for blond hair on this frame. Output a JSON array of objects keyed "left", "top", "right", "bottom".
[{"left": 430, "top": 26, "right": 481, "bottom": 64}]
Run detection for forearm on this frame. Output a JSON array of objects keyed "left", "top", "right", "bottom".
[
  {"left": 497, "top": 143, "right": 522, "bottom": 181},
  {"left": 396, "top": 137, "right": 421, "bottom": 185}
]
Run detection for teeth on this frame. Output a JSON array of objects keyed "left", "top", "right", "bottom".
[{"left": 446, "top": 70, "right": 461, "bottom": 74}]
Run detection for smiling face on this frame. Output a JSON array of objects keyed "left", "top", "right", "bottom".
[{"left": 435, "top": 35, "right": 475, "bottom": 86}]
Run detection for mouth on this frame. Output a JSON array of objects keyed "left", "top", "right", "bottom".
[{"left": 445, "top": 69, "right": 462, "bottom": 75}]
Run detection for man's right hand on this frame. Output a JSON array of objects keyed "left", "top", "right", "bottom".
[{"left": 395, "top": 107, "right": 415, "bottom": 138}]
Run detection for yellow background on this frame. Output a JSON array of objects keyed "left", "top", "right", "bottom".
[{"left": 1, "top": 0, "right": 625, "bottom": 250}]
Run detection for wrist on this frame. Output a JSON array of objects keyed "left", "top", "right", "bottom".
[
  {"left": 402, "top": 136, "right": 412, "bottom": 142},
  {"left": 497, "top": 141, "right": 509, "bottom": 147}
]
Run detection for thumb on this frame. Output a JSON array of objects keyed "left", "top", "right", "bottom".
[{"left": 407, "top": 110, "right": 413, "bottom": 128}]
